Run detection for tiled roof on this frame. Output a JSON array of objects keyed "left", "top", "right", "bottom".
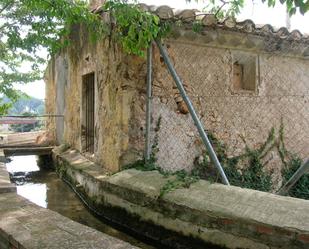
[{"left": 91, "top": 3, "right": 309, "bottom": 44}]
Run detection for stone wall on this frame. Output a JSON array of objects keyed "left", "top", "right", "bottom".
[{"left": 45, "top": 24, "right": 309, "bottom": 178}]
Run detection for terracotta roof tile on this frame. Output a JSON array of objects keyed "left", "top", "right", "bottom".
[{"left": 91, "top": 3, "right": 309, "bottom": 44}]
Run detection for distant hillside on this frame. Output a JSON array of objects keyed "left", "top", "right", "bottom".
[{"left": 2, "top": 96, "right": 45, "bottom": 115}]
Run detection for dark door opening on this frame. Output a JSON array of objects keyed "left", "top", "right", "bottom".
[{"left": 82, "top": 73, "right": 95, "bottom": 154}]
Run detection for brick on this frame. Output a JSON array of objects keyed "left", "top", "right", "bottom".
[
  {"left": 298, "top": 233, "right": 309, "bottom": 243},
  {"left": 256, "top": 225, "right": 273, "bottom": 235},
  {"left": 220, "top": 218, "right": 234, "bottom": 226}
]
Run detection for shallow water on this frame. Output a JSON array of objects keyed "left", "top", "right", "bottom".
[{"left": 6, "top": 155, "right": 156, "bottom": 249}]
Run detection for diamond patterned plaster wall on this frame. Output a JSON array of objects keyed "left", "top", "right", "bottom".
[{"left": 150, "top": 41, "right": 309, "bottom": 182}]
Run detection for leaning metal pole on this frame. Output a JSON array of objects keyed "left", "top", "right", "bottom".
[
  {"left": 156, "top": 40, "right": 230, "bottom": 185},
  {"left": 145, "top": 44, "right": 153, "bottom": 162},
  {"left": 278, "top": 158, "right": 309, "bottom": 196}
]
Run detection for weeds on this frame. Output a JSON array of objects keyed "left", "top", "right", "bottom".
[
  {"left": 281, "top": 154, "right": 309, "bottom": 200},
  {"left": 198, "top": 130, "right": 273, "bottom": 192},
  {"left": 159, "top": 170, "right": 200, "bottom": 197},
  {"left": 125, "top": 120, "right": 307, "bottom": 200}
]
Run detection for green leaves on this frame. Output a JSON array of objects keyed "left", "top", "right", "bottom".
[
  {"left": 282, "top": 156, "right": 309, "bottom": 199},
  {"left": 261, "top": 0, "right": 309, "bottom": 15},
  {"left": 0, "top": 0, "right": 104, "bottom": 113},
  {"left": 202, "top": 0, "right": 308, "bottom": 18},
  {"left": 103, "top": 0, "right": 160, "bottom": 56}
]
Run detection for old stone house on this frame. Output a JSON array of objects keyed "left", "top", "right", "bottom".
[{"left": 45, "top": 4, "right": 309, "bottom": 188}]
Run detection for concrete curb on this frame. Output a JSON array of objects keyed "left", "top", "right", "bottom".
[
  {"left": 0, "top": 149, "right": 16, "bottom": 194},
  {"left": 53, "top": 147, "right": 309, "bottom": 249},
  {"left": 0, "top": 149, "right": 139, "bottom": 249}
]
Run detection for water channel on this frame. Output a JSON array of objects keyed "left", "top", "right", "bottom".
[{"left": 6, "top": 155, "right": 156, "bottom": 249}]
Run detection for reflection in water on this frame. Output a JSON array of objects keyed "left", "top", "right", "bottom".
[
  {"left": 6, "top": 155, "right": 47, "bottom": 208},
  {"left": 6, "top": 155, "right": 156, "bottom": 249},
  {"left": 17, "top": 183, "right": 47, "bottom": 208},
  {"left": 6, "top": 155, "right": 40, "bottom": 173}
]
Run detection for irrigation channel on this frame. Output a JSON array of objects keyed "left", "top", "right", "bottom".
[{"left": 6, "top": 155, "right": 157, "bottom": 249}]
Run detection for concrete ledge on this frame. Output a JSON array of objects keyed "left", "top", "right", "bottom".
[
  {"left": 0, "top": 150, "right": 5, "bottom": 162},
  {"left": 54, "top": 148, "right": 309, "bottom": 249},
  {"left": 0, "top": 148, "right": 139, "bottom": 249},
  {"left": 0, "top": 131, "right": 44, "bottom": 147},
  {"left": 0, "top": 155, "right": 16, "bottom": 194},
  {"left": 0, "top": 193, "right": 138, "bottom": 249},
  {"left": 3, "top": 146, "right": 54, "bottom": 156}
]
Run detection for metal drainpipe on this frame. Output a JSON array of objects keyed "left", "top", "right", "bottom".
[{"left": 156, "top": 40, "right": 230, "bottom": 185}]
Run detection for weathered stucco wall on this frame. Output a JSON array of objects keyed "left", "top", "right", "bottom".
[
  {"left": 45, "top": 24, "right": 309, "bottom": 180},
  {"left": 150, "top": 40, "right": 309, "bottom": 182},
  {"left": 45, "top": 60, "right": 57, "bottom": 143},
  {"left": 46, "top": 25, "right": 147, "bottom": 172}
]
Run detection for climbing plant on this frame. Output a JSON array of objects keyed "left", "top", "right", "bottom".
[
  {"left": 281, "top": 157, "right": 309, "bottom": 200},
  {"left": 126, "top": 121, "right": 307, "bottom": 199},
  {"left": 278, "top": 122, "right": 309, "bottom": 199},
  {"left": 195, "top": 129, "right": 274, "bottom": 192}
]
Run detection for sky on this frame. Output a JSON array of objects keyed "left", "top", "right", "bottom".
[{"left": 14, "top": 0, "right": 309, "bottom": 100}]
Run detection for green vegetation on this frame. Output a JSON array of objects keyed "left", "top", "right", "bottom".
[
  {"left": 2, "top": 95, "right": 45, "bottom": 115},
  {"left": 277, "top": 122, "right": 309, "bottom": 199},
  {"left": 123, "top": 115, "right": 199, "bottom": 197},
  {"left": 0, "top": 95, "right": 45, "bottom": 132},
  {"left": 281, "top": 156, "right": 309, "bottom": 200},
  {"left": 200, "top": 129, "right": 274, "bottom": 192},
  {"left": 127, "top": 122, "right": 307, "bottom": 199},
  {"left": 159, "top": 170, "right": 200, "bottom": 197},
  {"left": 202, "top": 0, "right": 308, "bottom": 18},
  {"left": 124, "top": 160, "right": 200, "bottom": 197},
  {"left": 1, "top": 1, "right": 308, "bottom": 195},
  {"left": 276, "top": 122, "right": 309, "bottom": 199},
  {"left": 103, "top": 1, "right": 161, "bottom": 57},
  {"left": 197, "top": 126, "right": 308, "bottom": 198},
  {"left": 0, "top": 0, "right": 104, "bottom": 112},
  {"left": 1, "top": 0, "right": 308, "bottom": 113}
]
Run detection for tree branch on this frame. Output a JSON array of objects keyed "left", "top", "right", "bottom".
[
  {"left": 214, "top": 0, "right": 230, "bottom": 17},
  {"left": 0, "top": 1, "right": 15, "bottom": 14}
]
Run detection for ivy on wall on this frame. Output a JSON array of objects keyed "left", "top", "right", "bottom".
[{"left": 126, "top": 120, "right": 308, "bottom": 200}]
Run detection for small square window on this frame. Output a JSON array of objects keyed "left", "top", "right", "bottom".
[{"left": 232, "top": 52, "right": 258, "bottom": 92}]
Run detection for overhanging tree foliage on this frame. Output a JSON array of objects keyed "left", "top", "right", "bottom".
[
  {"left": 200, "top": 0, "right": 308, "bottom": 18},
  {"left": 0, "top": 0, "right": 104, "bottom": 112},
  {"left": 0, "top": 0, "right": 308, "bottom": 113}
]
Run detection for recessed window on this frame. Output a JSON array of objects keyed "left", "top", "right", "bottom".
[{"left": 232, "top": 52, "right": 258, "bottom": 92}]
